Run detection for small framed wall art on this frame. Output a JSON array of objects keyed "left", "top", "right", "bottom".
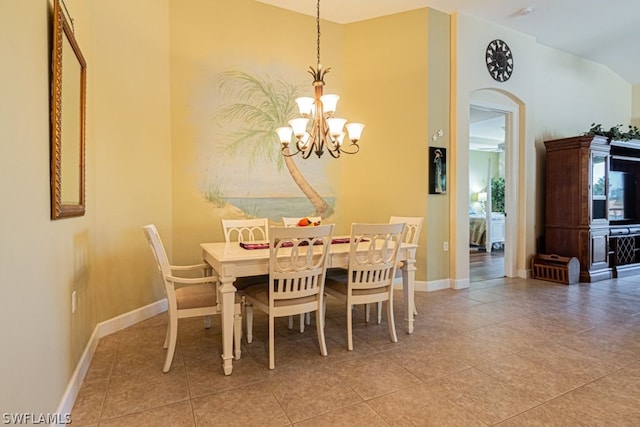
[{"left": 429, "top": 147, "right": 446, "bottom": 194}]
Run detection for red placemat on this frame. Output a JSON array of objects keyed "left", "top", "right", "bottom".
[{"left": 240, "top": 237, "right": 352, "bottom": 250}]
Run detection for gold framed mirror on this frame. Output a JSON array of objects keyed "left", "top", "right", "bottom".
[{"left": 51, "top": 0, "right": 86, "bottom": 219}]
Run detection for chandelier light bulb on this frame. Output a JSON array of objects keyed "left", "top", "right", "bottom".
[
  {"left": 320, "top": 94, "right": 339, "bottom": 115},
  {"left": 289, "top": 118, "right": 309, "bottom": 137},
  {"left": 295, "top": 97, "right": 314, "bottom": 117},
  {"left": 275, "top": 127, "right": 293, "bottom": 144},
  {"left": 345, "top": 122, "right": 364, "bottom": 142}
]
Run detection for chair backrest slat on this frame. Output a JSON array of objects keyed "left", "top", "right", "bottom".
[
  {"left": 348, "top": 223, "right": 405, "bottom": 291},
  {"left": 269, "top": 225, "right": 334, "bottom": 303},
  {"left": 222, "top": 218, "right": 269, "bottom": 242},
  {"left": 389, "top": 216, "right": 423, "bottom": 245}
]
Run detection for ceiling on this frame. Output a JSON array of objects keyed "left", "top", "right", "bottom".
[{"left": 256, "top": 0, "right": 640, "bottom": 85}]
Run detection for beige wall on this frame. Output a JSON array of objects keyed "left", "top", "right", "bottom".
[
  {"left": 0, "top": 0, "right": 171, "bottom": 413},
  {"left": 633, "top": 84, "right": 640, "bottom": 128}
]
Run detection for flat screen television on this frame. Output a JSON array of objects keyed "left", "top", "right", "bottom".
[{"left": 609, "top": 171, "right": 637, "bottom": 221}]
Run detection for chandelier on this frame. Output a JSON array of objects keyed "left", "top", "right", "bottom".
[{"left": 276, "top": 0, "right": 364, "bottom": 159}]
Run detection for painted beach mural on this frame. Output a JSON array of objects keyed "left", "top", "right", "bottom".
[{"left": 197, "top": 69, "right": 337, "bottom": 223}]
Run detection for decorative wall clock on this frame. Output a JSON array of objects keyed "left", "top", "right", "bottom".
[{"left": 485, "top": 39, "right": 514, "bottom": 82}]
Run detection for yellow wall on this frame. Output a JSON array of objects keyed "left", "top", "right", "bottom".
[
  {"left": 425, "top": 9, "right": 451, "bottom": 281},
  {"left": 342, "top": 9, "right": 431, "bottom": 281},
  {"left": 0, "top": 0, "right": 172, "bottom": 412},
  {"left": 168, "top": 0, "right": 346, "bottom": 264}
]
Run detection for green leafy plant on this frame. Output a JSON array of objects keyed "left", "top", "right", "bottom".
[
  {"left": 491, "top": 177, "right": 505, "bottom": 213},
  {"left": 585, "top": 123, "right": 640, "bottom": 141}
]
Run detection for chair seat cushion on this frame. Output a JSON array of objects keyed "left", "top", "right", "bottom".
[
  {"left": 325, "top": 277, "right": 388, "bottom": 297},
  {"left": 175, "top": 283, "right": 217, "bottom": 309},
  {"left": 243, "top": 284, "right": 318, "bottom": 307},
  {"left": 233, "top": 275, "right": 270, "bottom": 291}
]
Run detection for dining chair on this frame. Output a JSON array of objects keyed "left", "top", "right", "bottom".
[
  {"left": 366, "top": 216, "right": 423, "bottom": 323},
  {"left": 220, "top": 218, "right": 272, "bottom": 291},
  {"left": 222, "top": 218, "right": 305, "bottom": 333},
  {"left": 142, "top": 224, "right": 242, "bottom": 372},
  {"left": 324, "top": 222, "right": 405, "bottom": 351},
  {"left": 282, "top": 216, "right": 322, "bottom": 227},
  {"left": 243, "top": 224, "right": 334, "bottom": 369},
  {"left": 390, "top": 216, "right": 423, "bottom": 316},
  {"left": 282, "top": 215, "right": 323, "bottom": 329}
]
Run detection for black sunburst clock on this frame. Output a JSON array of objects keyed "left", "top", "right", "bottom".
[{"left": 485, "top": 39, "right": 514, "bottom": 82}]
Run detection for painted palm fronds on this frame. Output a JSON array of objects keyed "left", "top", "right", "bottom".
[{"left": 213, "top": 70, "right": 333, "bottom": 216}]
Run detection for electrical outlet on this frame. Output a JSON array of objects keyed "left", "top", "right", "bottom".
[
  {"left": 72, "top": 291, "right": 77, "bottom": 314},
  {"left": 443, "top": 241, "right": 449, "bottom": 251}
]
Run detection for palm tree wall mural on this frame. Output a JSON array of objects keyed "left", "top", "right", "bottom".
[{"left": 205, "top": 70, "right": 334, "bottom": 219}]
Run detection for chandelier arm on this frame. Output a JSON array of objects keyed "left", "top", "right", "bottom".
[
  {"left": 337, "top": 142, "right": 360, "bottom": 155},
  {"left": 281, "top": 144, "right": 302, "bottom": 157}
]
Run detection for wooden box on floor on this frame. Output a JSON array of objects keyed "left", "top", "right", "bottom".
[{"left": 531, "top": 254, "right": 580, "bottom": 285}]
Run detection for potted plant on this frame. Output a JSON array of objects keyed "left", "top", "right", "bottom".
[
  {"left": 585, "top": 123, "right": 640, "bottom": 142},
  {"left": 491, "top": 177, "right": 505, "bottom": 213}
]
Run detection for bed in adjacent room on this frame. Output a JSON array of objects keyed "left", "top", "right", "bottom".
[{"left": 469, "top": 212, "right": 505, "bottom": 252}]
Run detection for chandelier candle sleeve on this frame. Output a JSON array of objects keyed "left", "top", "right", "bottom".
[{"left": 276, "top": 0, "right": 364, "bottom": 159}]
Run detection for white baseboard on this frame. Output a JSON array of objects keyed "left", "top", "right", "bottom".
[
  {"left": 450, "top": 278, "right": 470, "bottom": 290},
  {"left": 54, "top": 299, "right": 167, "bottom": 426}
]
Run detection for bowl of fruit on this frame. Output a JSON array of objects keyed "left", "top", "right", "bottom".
[{"left": 297, "top": 217, "right": 321, "bottom": 227}]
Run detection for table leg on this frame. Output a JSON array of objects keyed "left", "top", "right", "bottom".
[
  {"left": 219, "top": 277, "right": 236, "bottom": 375},
  {"left": 402, "top": 248, "right": 416, "bottom": 334}
]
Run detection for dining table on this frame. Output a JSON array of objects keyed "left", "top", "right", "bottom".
[{"left": 201, "top": 237, "right": 418, "bottom": 375}]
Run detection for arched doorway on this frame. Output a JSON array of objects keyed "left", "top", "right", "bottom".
[{"left": 453, "top": 89, "right": 523, "bottom": 288}]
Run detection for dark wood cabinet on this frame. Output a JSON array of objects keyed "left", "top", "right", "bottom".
[
  {"left": 545, "top": 135, "right": 640, "bottom": 281},
  {"left": 544, "top": 135, "right": 612, "bottom": 282}
]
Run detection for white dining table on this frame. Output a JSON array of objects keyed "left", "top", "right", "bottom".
[{"left": 201, "top": 238, "right": 418, "bottom": 375}]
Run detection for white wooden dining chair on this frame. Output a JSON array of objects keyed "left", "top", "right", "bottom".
[
  {"left": 367, "top": 216, "right": 423, "bottom": 323},
  {"left": 222, "top": 218, "right": 305, "bottom": 335},
  {"left": 325, "top": 223, "right": 405, "bottom": 351},
  {"left": 389, "top": 216, "right": 423, "bottom": 317},
  {"left": 142, "top": 224, "right": 242, "bottom": 372},
  {"left": 244, "top": 224, "right": 334, "bottom": 369},
  {"left": 282, "top": 215, "right": 323, "bottom": 330},
  {"left": 282, "top": 216, "right": 322, "bottom": 227}
]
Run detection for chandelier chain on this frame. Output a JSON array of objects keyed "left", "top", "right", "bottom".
[{"left": 316, "top": 0, "right": 321, "bottom": 68}]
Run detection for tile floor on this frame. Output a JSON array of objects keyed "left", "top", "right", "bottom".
[{"left": 71, "top": 275, "right": 640, "bottom": 426}]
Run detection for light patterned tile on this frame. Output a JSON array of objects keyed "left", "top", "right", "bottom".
[
  {"left": 191, "top": 382, "right": 290, "bottom": 426},
  {"left": 475, "top": 353, "right": 588, "bottom": 401},
  {"left": 430, "top": 368, "right": 541, "bottom": 425},
  {"left": 368, "top": 383, "right": 487, "bottom": 426},
  {"left": 69, "top": 277, "right": 640, "bottom": 426},
  {"left": 266, "top": 366, "right": 362, "bottom": 423},
  {"left": 294, "top": 402, "right": 388, "bottom": 427},
  {"left": 98, "top": 400, "right": 194, "bottom": 427},
  {"left": 327, "top": 353, "right": 421, "bottom": 400}
]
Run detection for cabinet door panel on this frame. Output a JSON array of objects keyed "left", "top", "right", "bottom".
[{"left": 591, "top": 232, "right": 608, "bottom": 265}]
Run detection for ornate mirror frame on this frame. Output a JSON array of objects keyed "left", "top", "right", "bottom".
[{"left": 51, "top": 0, "right": 86, "bottom": 219}]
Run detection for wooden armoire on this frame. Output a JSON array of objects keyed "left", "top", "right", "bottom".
[{"left": 545, "top": 135, "right": 640, "bottom": 282}]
